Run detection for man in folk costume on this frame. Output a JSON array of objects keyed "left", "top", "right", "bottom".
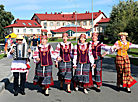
[
  {"left": 73, "top": 34, "right": 95, "bottom": 94},
  {"left": 112, "top": 32, "right": 138, "bottom": 93},
  {"left": 33, "top": 35, "right": 56, "bottom": 96},
  {"left": 55, "top": 33, "right": 74, "bottom": 93},
  {"left": 7, "top": 35, "right": 31, "bottom": 96},
  {"left": 89, "top": 32, "right": 110, "bottom": 92}
]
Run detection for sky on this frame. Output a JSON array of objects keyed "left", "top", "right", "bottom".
[{"left": 0, "top": 0, "right": 135, "bottom": 21}]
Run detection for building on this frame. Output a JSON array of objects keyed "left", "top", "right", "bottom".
[
  {"left": 51, "top": 23, "right": 91, "bottom": 38},
  {"left": 97, "top": 18, "right": 110, "bottom": 35},
  {"left": 5, "top": 10, "right": 110, "bottom": 38},
  {"left": 4, "top": 18, "right": 42, "bottom": 37}
]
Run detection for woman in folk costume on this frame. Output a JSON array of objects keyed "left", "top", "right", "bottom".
[
  {"left": 55, "top": 33, "right": 74, "bottom": 93},
  {"left": 33, "top": 35, "right": 56, "bottom": 96},
  {"left": 73, "top": 34, "right": 95, "bottom": 94},
  {"left": 112, "top": 32, "right": 137, "bottom": 93},
  {"left": 89, "top": 32, "right": 110, "bottom": 92},
  {"left": 7, "top": 35, "right": 31, "bottom": 96}
]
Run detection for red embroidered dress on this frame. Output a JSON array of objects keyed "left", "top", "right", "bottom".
[
  {"left": 33, "top": 44, "right": 56, "bottom": 89},
  {"left": 55, "top": 42, "right": 74, "bottom": 84}
]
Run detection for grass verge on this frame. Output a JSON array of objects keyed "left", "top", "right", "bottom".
[{"left": 0, "top": 54, "right": 6, "bottom": 60}]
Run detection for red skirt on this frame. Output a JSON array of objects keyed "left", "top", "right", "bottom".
[
  {"left": 58, "top": 77, "right": 71, "bottom": 84},
  {"left": 73, "top": 70, "right": 93, "bottom": 89},
  {"left": 33, "top": 77, "right": 54, "bottom": 89}
]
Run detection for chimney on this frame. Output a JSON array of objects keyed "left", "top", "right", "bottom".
[
  {"left": 73, "top": 12, "right": 75, "bottom": 15},
  {"left": 16, "top": 18, "right": 19, "bottom": 20},
  {"left": 99, "top": 10, "right": 101, "bottom": 13},
  {"left": 85, "top": 11, "right": 87, "bottom": 14},
  {"left": 51, "top": 12, "right": 52, "bottom": 14},
  {"left": 55, "top": 12, "right": 57, "bottom": 14},
  {"left": 45, "top": 12, "right": 47, "bottom": 14},
  {"left": 88, "top": 11, "right": 90, "bottom": 14}
]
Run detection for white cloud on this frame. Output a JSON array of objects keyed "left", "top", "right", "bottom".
[{"left": 11, "top": 5, "right": 42, "bottom": 11}]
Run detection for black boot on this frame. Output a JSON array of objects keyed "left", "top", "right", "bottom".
[{"left": 14, "top": 91, "right": 18, "bottom": 96}]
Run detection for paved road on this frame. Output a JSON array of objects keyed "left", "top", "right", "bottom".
[{"left": 0, "top": 43, "right": 138, "bottom": 102}]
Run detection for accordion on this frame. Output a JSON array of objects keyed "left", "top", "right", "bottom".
[{"left": 13, "top": 43, "right": 29, "bottom": 60}]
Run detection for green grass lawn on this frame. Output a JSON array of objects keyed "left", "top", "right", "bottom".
[
  {"left": 0, "top": 39, "right": 4, "bottom": 41},
  {"left": 48, "top": 38, "right": 77, "bottom": 42},
  {"left": 0, "top": 54, "right": 6, "bottom": 60},
  {"left": 129, "top": 48, "right": 138, "bottom": 52}
]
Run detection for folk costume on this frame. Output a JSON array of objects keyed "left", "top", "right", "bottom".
[
  {"left": 112, "top": 32, "right": 138, "bottom": 92},
  {"left": 89, "top": 41, "right": 111, "bottom": 89},
  {"left": 73, "top": 34, "right": 94, "bottom": 93},
  {"left": 33, "top": 35, "right": 56, "bottom": 96},
  {"left": 33, "top": 44, "right": 56, "bottom": 87},
  {"left": 7, "top": 35, "right": 31, "bottom": 96},
  {"left": 55, "top": 42, "right": 74, "bottom": 85}
]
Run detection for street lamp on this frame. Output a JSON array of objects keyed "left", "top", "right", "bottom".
[{"left": 68, "top": 0, "right": 77, "bottom": 43}]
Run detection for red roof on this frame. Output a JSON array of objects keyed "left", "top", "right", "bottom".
[
  {"left": 5, "top": 18, "right": 41, "bottom": 28},
  {"left": 32, "top": 10, "right": 107, "bottom": 21},
  {"left": 98, "top": 18, "right": 110, "bottom": 23},
  {"left": 51, "top": 27, "right": 91, "bottom": 33},
  {"left": 41, "top": 29, "right": 48, "bottom": 32},
  {"left": 94, "top": 23, "right": 98, "bottom": 27}
]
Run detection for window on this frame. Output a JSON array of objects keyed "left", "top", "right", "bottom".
[
  {"left": 57, "top": 22, "right": 60, "bottom": 26},
  {"left": 68, "top": 31, "right": 73, "bottom": 37},
  {"left": 37, "top": 29, "right": 40, "bottom": 33},
  {"left": 63, "top": 22, "right": 65, "bottom": 26},
  {"left": 90, "top": 22, "right": 92, "bottom": 25},
  {"left": 78, "top": 22, "right": 80, "bottom": 25},
  {"left": 34, "top": 23, "right": 37, "bottom": 25},
  {"left": 50, "top": 22, "right": 53, "bottom": 26},
  {"left": 23, "top": 29, "right": 26, "bottom": 33},
  {"left": 83, "top": 21, "right": 86, "bottom": 26},
  {"left": 86, "top": 32, "right": 90, "bottom": 36},
  {"left": 30, "top": 29, "right": 33, "bottom": 33},
  {"left": 52, "top": 33, "right": 54, "bottom": 37},
  {"left": 22, "top": 23, "right": 26, "bottom": 25},
  {"left": 97, "top": 27, "right": 99, "bottom": 31},
  {"left": 44, "top": 22, "right": 47, "bottom": 29},
  {"left": 28, "top": 23, "right": 32, "bottom": 25},
  {"left": 16, "top": 29, "right": 19, "bottom": 33}
]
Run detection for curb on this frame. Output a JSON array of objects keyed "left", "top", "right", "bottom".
[{"left": 0, "top": 72, "right": 13, "bottom": 93}]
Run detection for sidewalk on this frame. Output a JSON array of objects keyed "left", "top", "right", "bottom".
[{"left": 0, "top": 57, "right": 13, "bottom": 93}]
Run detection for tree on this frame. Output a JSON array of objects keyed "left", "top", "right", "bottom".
[
  {"left": 104, "top": 0, "right": 138, "bottom": 43},
  {"left": 0, "top": 5, "right": 14, "bottom": 38},
  {"left": 124, "top": 17, "right": 138, "bottom": 43}
]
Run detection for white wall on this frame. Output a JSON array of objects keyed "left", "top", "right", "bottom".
[
  {"left": 12, "top": 27, "right": 42, "bottom": 35},
  {"left": 41, "top": 21, "right": 73, "bottom": 34}
]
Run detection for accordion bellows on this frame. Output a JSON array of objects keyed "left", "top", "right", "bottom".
[{"left": 13, "top": 43, "right": 29, "bottom": 60}]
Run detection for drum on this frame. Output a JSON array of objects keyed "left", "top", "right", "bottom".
[{"left": 13, "top": 43, "right": 29, "bottom": 60}]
